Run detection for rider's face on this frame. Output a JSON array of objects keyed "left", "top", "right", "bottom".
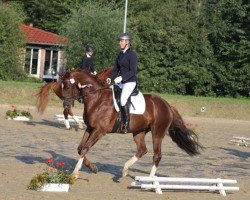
[{"left": 119, "top": 39, "right": 129, "bottom": 49}]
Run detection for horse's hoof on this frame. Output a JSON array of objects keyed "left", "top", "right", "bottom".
[
  {"left": 78, "top": 124, "right": 84, "bottom": 130},
  {"left": 77, "top": 147, "right": 82, "bottom": 155},
  {"left": 91, "top": 165, "right": 98, "bottom": 174}
]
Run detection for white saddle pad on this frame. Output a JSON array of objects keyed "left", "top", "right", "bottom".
[{"left": 111, "top": 85, "right": 145, "bottom": 115}]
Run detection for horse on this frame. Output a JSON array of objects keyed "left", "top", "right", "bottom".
[
  {"left": 58, "top": 70, "right": 203, "bottom": 179},
  {"left": 36, "top": 67, "right": 113, "bottom": 130}
]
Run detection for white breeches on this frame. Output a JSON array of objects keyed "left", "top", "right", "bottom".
[{"left": 120, "top": 82, "right": 136, "bottom": 106}]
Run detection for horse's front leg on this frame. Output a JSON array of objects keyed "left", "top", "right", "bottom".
[
  {"left": 68, "top": 108, "right": 84, "bottom": 130},
  {"left": 72, "top": 129, "right": 104, "bottom": 179},
  {"left": 63, "top": 108, "right": 71, "bottom": 129}
]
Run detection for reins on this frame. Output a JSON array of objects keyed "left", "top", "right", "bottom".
[{"left": 81, "top": 85, "right": 111, "bottom": 97}]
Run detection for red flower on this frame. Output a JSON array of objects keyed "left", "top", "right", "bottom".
[
  {"left": 11, "top": 104, "right": 17, "bottom": 111},
  {"left": 56, "top": 161, "right": 65, "bottom": 167},
  {"left": 46, "top": 158, "right": 53, "bottom": 164}
]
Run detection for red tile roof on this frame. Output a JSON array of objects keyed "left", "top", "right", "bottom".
[{"left": 21, "top": 24, "right": 68, "bottom": 45}]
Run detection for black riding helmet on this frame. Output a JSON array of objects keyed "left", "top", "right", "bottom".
[
  {"left": 117, "top": 32, "right": 132, "bottom": 41},
  {"left": 85, "top": 45, "right": 94, "bottom": 53}
]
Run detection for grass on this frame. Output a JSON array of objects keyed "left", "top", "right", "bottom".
[
  {"left": 158, "top": 93, "right": 250, "bottom": 120},
  {"left": 1, "top": 80, "right": 249, "bottom": 121}
]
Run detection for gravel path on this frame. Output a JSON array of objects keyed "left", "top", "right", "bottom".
[{"left": 0, "top": 105, "right": 249, "bottom": 200}]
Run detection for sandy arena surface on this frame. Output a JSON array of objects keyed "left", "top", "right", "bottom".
[{"left": 0, "top": 105, "right": 249, "bottom": 200}]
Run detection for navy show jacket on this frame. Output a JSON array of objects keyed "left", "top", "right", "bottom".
[
  {"left": 80, "top": 55, "right": 95, "bottom": 72},
  {"left": 109, "top": 48, "right": 138, "bottom": 83}
]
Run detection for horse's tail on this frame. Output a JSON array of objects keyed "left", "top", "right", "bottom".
[
  {"left": 168, "top": 106, "right": 203, "bottom": 156},
  {"left": 36, "top": 82, "right": 59, "bottom": 113}
]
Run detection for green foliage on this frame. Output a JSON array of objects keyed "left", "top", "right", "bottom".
[
  {"left": 0, "top": 2, "right": 27, "bottom": 81},
  {"left": 1, "top": 0, "right": 249, "bottom": 97},
  {"left": 61, "top": 1, "right": 123, "bottom": 70},
  {"left": 20, "top": 0, "right": 76, "bottom": 33},
  {"left": 27, "top": 158, "right": 75, "bottom": 190},
  {"left": 199, "top": 0, "right": 250, "bottom": 97},
  {"left": 6, "top": 105, "right": 32, "bottom": 119},
  {"left": 130, "top": 0, "right": 215, "bottom": 96}
]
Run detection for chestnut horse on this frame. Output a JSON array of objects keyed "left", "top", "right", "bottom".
[
  {"left": 57, "top": 70, "right": 202, "bottom": 179},
  {"left": 36, "top": 67, "right": 113, "bottom": 129}
]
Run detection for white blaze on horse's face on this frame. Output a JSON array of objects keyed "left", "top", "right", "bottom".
[{"left": 70, "top": 78, "right": 75, "bottom": 84}]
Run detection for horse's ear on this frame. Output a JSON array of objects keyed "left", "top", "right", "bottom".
[
  {"left": 58, "top": 72, "right": 65, "bottom": 78},
  {"left": 64, "top": 71, "right": 71, "bottom": 78}
]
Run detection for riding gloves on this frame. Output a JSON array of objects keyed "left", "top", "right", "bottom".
[
  {"left": 106, "top": 78, "right": 111, "bottom": 84},
  {"left": 114, "top": 76, "right": 122, "bottom": 84}
]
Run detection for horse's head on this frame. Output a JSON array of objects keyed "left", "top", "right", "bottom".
[
  {"left": 61, "top": 71, "right": 83, "bottom": 103},
  {"left": 60, "top": 68, "right": 112, "bottom": 103}
]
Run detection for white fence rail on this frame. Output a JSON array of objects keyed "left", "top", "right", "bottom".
[
  {"left": 54, "top": 114, "right": 83, "bottom": 123},
  {"left": 230, "top": 136, "right": 249, "bottom": 147},
  {"left": 131, "top": 176, "right": 239, "bottom": 196}
]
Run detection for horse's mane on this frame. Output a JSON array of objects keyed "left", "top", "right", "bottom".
[
  {"left": 69, "top": 67, "right": 112, "bottom": 87},
  {"left": 98, "top": 66, "right": 113, "bottom": 74}
]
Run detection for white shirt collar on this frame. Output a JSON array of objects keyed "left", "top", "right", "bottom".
[{"left": 122, "top": 47, "right": 129, "bottom": 53}]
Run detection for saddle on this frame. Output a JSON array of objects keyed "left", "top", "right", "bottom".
[
  {"left": 113, "top": 84, "right": 138, "bottom": 109},
  {"left": 111, "top": 84, "right": 139, "bottom": 133}
]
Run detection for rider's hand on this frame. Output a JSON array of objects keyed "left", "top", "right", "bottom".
[
  {"left": 106, "top": 78, "right": 111, "bottom": 85},
  {"left": 114, "top": 76, "right": 122, "bottom": 84}
]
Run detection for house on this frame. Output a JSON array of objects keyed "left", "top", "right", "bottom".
[{"left": 21, "top": 24, "right": 68, "bottom": 81}]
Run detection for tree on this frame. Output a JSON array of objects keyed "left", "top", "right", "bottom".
[
  {"left": 20, "top": 0, "right": 77, "bottom": 33},
  {"left": 0, "top": 2, "right": 27, "bottom": 80},
  {"left": 61, "top": 1, "right": 123, "bottom": 70},
  {"left": 130, "top": 0, "right": 215, "bottom": 95},
  {"left": 199, "top": 0, "right": 250, "bottom": 97}
]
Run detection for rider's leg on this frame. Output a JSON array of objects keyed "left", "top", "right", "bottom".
[{"left": 120, "top": 82, "right": 136, "bottom": 134}]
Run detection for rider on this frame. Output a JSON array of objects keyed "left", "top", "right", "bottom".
[
  {"left": 106, "top": 32, "right": 138, "bottom": 134},
  {"left": 80, "top": 45, "right": 97, "bottom": 75}
]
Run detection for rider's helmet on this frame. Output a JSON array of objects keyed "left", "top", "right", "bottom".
[
  {"left": 85, "top": 45, "right": 94, "bottom": 53},
  {"left": 117, "top": 32, "right": 133, "bottom": 41}
]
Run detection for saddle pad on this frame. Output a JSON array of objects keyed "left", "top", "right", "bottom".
[{"left": 111, "top": 85, "right": 146, "bottom": 115}]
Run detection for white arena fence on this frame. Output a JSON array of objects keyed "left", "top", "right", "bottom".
[
  {"left": 131, "top": 176, "right": 239, "bottom": 196},
  {"left": 230, "top": 136, "right": 249, "bottom": 147},
  {"left": 54, "top": 114, "right": 83, "bottom": 123}
]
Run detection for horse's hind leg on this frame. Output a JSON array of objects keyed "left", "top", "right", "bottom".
[
  {"left": 122, "top": 131, "right": 148, "bottom": 177},
  {"left": 150, "top": 136, "right": 164, "bottom": 177}
]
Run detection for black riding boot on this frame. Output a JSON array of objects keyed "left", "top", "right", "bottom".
[{"left": 121, "top": 103, "right": 130, "bottom": 134}]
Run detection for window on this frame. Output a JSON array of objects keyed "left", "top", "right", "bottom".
[
  {"left": 24, "top": 48, "right": 39, "bottom": 75},
  {"left": 44, "top": 50, "right": 58, "bottom": 76}
]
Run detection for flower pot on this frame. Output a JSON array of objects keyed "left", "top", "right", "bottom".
[
  {"left": 7, "top": 116, "right": 30, "bottom": 121},
  {"left": 38, "top": 183, "right": 70, "bottom": 192}
]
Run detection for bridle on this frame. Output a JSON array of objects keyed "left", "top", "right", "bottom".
[{"left": 78, "top": 83, "right": 111, "bottom": 98}]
